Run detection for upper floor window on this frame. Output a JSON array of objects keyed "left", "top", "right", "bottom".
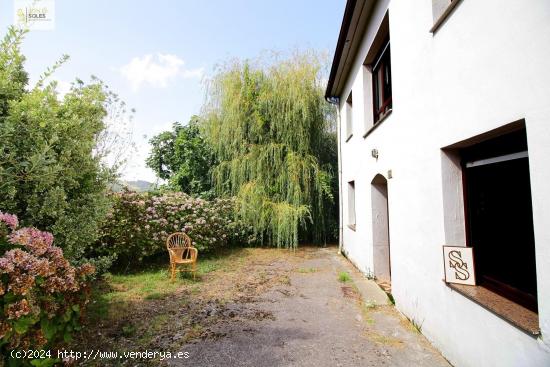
[
  {"left": 372, "top": 39, "right": 392, "bottom": 124},
  {"left": 345, "top": 92, "right": 353, "bottom": 141}
]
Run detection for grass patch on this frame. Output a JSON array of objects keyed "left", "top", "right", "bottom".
[
  {"left": 338, "top": 271, "right": 351, "bottom": 283},
  {"left": 412, "top": 320, "right": 422, "bottom": 333},
  {"left": 73, "top": 247, "right": 300, "bottom": 360},
  {"left": 397, "top": 314, "right": 424, "bottom": 334},
  {"left": 102, "top": 269, "right": 182, "bottom": 303},
  {"left": 409, "top": 317, "right": 423, "bottom": 333},
  {"left": 86, "top": 248, "right": 244, "bottom": 325},
  {"left": 369, "top": 332, "right": 404, "bottom": 347},
  {"left": 144, "top": 292, "right": 167, "bottom": 300},
  {"left": 121, "top": 323, "right": 136, "bottom": 337},
  {"left": 279, "top": 274, "right": 291, "bottom": 285},
  {"left": 138, "top": 314, "right": 171, "bottom": 345},
  {"left": 363, "top": 300, "right": 377, "bottom": 310},
  {"left": 183, "top": 324, "right": 204, "bottom": 342},
  {"left": 200, "top": 262, "right": 219, "bottom": 274},
  {"left": 360, "top": 301, "right": 377, "bottom": 325}
]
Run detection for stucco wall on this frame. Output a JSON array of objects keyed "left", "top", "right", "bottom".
[{"left": 337, "top": 1, "right": 550, "bottom": 366}]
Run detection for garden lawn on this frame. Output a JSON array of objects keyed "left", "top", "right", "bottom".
[{"left": 70, "top": 247, "right": 264, "bottom": 365}]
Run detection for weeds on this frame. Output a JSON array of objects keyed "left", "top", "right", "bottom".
[
  {"left": 410, "top": 317, "right": 423, "bottom": 333},
  {"left": 338, "top": 271, "right": 351, "bottom": 282}
]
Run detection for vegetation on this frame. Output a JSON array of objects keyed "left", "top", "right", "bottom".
[
  {"left": 0, "top": 27, "right": 130, "bottom": 271},
  {"left": 202, "top": 51, "right": 338, "bottom": 249},
  {"left": 93, "top": 191, "right": 256, "bottom": 268},
  {"left": 0, "top": 212, "right": 95, "bottom": 366},
  {"left": 338, "top": 271, "right": 351, "bottom": 283},
  {"left": 89, "top": 252, "right": 234, "bottom": 310},
  {"left": 0, "top": 25, "right": 342, "bottom": 364},
  {"left": 144, "top": 51, "right": 338, "bottom": 249},
  {"left": 70, "top": 247, "right": 292, "bottom": 365},
  {"left": 147, "top": 116, "right": 216, "bottom": 197}
]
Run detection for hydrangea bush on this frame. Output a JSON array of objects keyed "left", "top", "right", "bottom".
[
  {"left": 94, "top": 191, "right": 256, "bottom": 267},
  {"left": 0, "top": 212, "right": 94, "bottom": 366}
]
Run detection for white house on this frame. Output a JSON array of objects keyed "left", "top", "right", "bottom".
[{"left": 325, "top": 1, "right": 550, "bottom": 366}]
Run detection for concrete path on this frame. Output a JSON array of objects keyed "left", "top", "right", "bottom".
[{"left": 171, "top": 247, "right": 451, "bottom": 367}]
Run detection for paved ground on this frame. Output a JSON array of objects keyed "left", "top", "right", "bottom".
[{"left": 171, "top": 247, "right": 451, "bottom": 367}]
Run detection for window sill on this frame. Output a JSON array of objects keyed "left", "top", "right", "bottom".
[
  {"left": 347, "top": 224, "right": 356, "bottom": 231},
  {"left": 363, "top": 109, "right": 392, "bottom": 139},
  {"left": 446, "top": 282, "right": 540, "bottom": 337},
  {"left": 430, "top": 0, "right": 462, "bottom": 34},
  {"left": 345, "top": 134, "right": 353, "bottom": 143}
]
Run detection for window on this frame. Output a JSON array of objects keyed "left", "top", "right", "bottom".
[
  {"left": 363, "top": 12, "right": 391, "bottom": 133},
  {"left": 372, "top": 39, "right": 392, "bottom": 124},
  {"left": 345, "top": 92, "right": 353, "bottom": 140},
  {"left": 462, "top": 129, "right": 537, "bottom": 312},
  {"left": 347, "top": 181, "right": 356, "bottom": 230}
]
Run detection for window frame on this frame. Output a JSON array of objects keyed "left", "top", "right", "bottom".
[
  {"left": 347, "top": 181, "right": 356, "bottom": 230},
  {"left": 460, "top": 130, "right": 538, "bottom": 313},
  {"left": 345, "top": 92, "right": 353, "bottom": 141},
  {"left": 371, "top": 39, "right": 392, "bottom": 124}
]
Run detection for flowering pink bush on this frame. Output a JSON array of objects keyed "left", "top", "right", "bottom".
[
  {"left": 0, "top": 211, "right": 95, "bottom": 365},
  {"left": 0, "top": 213, "right": 18, "bottom": 231},
  {"left": 94, "top": 191, "right": 256, "bottom": 267}
]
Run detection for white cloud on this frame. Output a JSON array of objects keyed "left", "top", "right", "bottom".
[
  {"left": 118, "top": 120, "right": 175, "bottom": 182},
  {"left": 119, "top": 53, "right": 204, "bottom": 91}
]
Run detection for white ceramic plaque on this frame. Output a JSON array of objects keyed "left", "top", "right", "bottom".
[{"left": 443, "top": 246, "right": 476, "bottom": 286}]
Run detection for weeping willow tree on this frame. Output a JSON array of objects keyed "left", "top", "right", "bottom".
[{"left": 202, "top": 51, "right": 338, "bottom": 249}]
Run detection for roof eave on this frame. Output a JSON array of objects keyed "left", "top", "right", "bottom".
[{"left": 325, "top": 0, "right": 374, "bottom": 100}]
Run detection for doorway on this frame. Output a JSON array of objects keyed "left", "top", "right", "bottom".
[{"left": 371, "top": 174, "right": 391, "bottom": 291}]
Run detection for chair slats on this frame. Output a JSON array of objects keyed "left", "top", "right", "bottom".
[{"left": 166, "top": 232, "right": 197, "bottom": 280}]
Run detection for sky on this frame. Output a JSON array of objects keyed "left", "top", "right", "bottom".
[{"left": 0, "top": 0, "right": 345, "bottom": 182}]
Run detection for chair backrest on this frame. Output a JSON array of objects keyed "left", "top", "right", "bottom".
[{"left": 166, "top": 232, "right": 192, "bottom": 249}]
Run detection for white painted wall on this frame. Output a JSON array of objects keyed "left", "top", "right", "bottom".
[{"left": 336, "top": 1, "right": 550, "bottom": 366}]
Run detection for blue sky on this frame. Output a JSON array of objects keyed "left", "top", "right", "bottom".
[{"left": 0, "top": 0, "right": 345, "bottom": 181}]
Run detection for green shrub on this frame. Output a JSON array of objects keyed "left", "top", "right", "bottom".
[
  {"left": 0, "top": 27, "right": 119, "bottom": 270},
  {"left": 93, "top": 191, "right": 256, "bottom": 268},
  {"left": 0, "top": 212, "right": 94, "bottom": 366}
]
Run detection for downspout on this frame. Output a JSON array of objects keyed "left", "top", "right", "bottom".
[{"left": 326, "top": 96, "right": 343, "bottom": 255}]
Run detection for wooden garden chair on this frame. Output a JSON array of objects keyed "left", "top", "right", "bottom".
[{"left": 166, "top": 232, "right": 198, "bottom": 281}]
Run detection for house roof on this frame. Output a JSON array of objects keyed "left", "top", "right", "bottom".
[{"left": 325, "top": 0, "right": 375, "bottom": 100}]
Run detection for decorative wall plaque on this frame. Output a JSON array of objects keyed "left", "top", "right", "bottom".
[{"left": 443, "top": 246, "right": 476, "bottom": 286}]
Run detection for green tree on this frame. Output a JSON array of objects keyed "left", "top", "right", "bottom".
[
  {"left": 0, "top": 27, "right": 118, "bottom": 269},
  {"left": 202, "top": 51, "right": 338, "bottom": 248},
  {"left": 147, "top": 115, "right": 217, "bottom": 196}
]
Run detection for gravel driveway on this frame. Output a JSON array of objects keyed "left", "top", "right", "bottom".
[{"left": 170, "top": 247, "right": 451, "bottom": 367}]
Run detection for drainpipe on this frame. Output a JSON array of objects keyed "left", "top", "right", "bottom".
[{"left": 326, "top": 96, "right": 343, "bottom": 255}]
